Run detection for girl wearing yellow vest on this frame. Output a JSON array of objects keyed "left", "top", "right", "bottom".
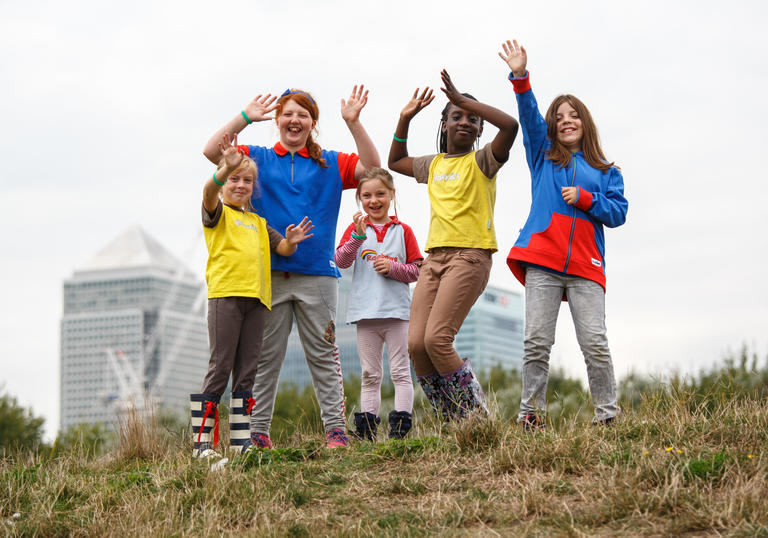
[
  {"left": 191, "top": 133, "right": 313, "bottom": 460},
  {"left": 388, "top": 70, "right": 519, "bottom": 420}
]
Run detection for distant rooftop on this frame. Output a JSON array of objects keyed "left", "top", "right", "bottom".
[{"left": 74, "top": 225, "right": 195, "bottom": 278}]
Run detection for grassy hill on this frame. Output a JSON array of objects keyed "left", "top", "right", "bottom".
[{"left": 3, "top": 385, "right": 767, "bottom": 536}]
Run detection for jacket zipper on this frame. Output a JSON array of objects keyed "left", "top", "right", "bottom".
[
  {"left": 563, "top": 158, "right": 577, "bottom": 272},
  {"left": 290, "top": 153, "right": 295, "bottom": 184}
]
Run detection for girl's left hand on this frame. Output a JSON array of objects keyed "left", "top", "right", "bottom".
[
  {"left": 373, "top": 256, "right": 391, "bottom": 275},
  {"left": 561, "top": 186, "right": 579, "bottom": 205},
  {"left": 440, "top": 70, "right": 466, "bottom": 107},
  {"left": 341, "top": 85, "right": 369, "bottom": 123},
  {"left": 285, "top": 217, "right": 315, "bottom": 244}
]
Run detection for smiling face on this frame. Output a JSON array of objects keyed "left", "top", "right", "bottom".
[
  {"left": 442, "top": 103, "right": 482, "bottom": 154},
  {"left": 221, "top": 170, "right": 254, "bottom": 209},
  {"left": 358, "top": 178, "right": 394, "bottom": 225},
  {"left": 555, "top": 101, "right": 583, "bottom": 152},
  {"left": 276, "top": 98, "right": 316, "bottom": 152}
]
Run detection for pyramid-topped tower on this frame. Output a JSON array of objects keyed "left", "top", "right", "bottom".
[{"left": 60, "top": 226, "right": 208, "bottom": 431}]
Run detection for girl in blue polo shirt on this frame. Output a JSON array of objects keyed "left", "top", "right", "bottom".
[{"left": 203, "top": 86, "right": 380, "bottom": 448}]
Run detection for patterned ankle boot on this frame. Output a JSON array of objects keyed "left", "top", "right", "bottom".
[
  {"left": 417, "top": 373, "right": 449, "bottom": 422},
  {"left": 229, "top": 390, "right": 255, "bottom": 455},
  {"left": 190, "top": 393, "right": 221, "bottom": 458},
  {"left": 441, "top": 359, "right": 488, "bottom": 419}
]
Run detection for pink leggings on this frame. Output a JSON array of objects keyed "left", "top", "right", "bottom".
[{"left": 356, "top": 318, "right": 414, "bottom": 415}]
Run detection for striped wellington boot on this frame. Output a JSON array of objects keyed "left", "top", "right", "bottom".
[
  {"left": 229, "top": 390, "right": 255, "bottom": 455},
  {"left": 190, "top": 393, "right": 221, "bottom": 458}
]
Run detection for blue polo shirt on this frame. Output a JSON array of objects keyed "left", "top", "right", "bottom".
[{"left": 241, "top": 142, "right": 359, "bottom": 277}]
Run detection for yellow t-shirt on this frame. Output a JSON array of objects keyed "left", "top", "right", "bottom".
[
  {"left": 419, "top": 144, "right": 501, "bottom": 252},
  {"left": 203, "top": 203, "right": 272, "bottom": 306}
]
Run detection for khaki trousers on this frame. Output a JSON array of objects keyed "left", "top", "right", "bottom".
[{"left": 408, "top": 248, "right": 492, "bottom": 377}]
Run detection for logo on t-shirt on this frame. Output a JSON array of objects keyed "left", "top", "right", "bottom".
[
  {"left": 433, "top": 172, "right": 460, "bottom": 183},
  {"left": 361, "top": 249, "right": 397, "bottom": 263},
  {"left": 591, "top": 258, "right": 602, "bottom": 267}
]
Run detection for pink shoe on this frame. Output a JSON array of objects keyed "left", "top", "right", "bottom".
[
  {"left": 250, "top": 432, "right": 273, "bottom": 449},
  {"left": 325, "top": 428, "right": 350, "bottom": 448}
]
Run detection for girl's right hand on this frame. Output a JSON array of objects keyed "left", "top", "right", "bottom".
[
  {"left": 242, "top": 94, "right": 278, "bottom": 123},
  {"left": 353, "top": 211, "right": 367, "bottom": 236},
  {"left": 400, "top": 88, "right": 434, "bottom": 120},
  {"left": 499, "top": 39, "right": 527, "bottom": 77},
  {"left": 217, "top": 133, "right": 243, "bottom": 170}
]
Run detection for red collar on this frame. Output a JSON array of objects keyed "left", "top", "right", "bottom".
[
  {"left": 273, "top": 142, "right": 310, "bottom": 157},
  {"left": 368, "top": 216, "right": 400, "bottom": 241}
]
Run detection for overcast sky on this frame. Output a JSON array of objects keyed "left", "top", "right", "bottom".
[{"left": 2, "top": 0, "right": 766, "bottom": 441}]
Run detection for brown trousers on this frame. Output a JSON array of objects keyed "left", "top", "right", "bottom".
[
  {"left": 202, "top": 296, "right": 267, "bottom": 395},
  {"left": 408, "top": 247, "right": 492, "bottom": 376}
]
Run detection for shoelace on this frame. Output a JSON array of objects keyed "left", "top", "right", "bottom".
[
  {"left": 327, "top": 429, "right": 348, "bottom": 443},
  {"left": 197, "top": 401, "right": 219, "bottom": 448}
]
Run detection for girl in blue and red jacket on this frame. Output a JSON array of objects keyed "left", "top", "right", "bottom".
[{"left": 499, "top": 39, "right": 628, "bottom": 429}]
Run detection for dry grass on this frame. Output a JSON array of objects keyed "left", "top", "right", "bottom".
[{"left": 2, "top": 391, "right": 768, "bottom": 537}]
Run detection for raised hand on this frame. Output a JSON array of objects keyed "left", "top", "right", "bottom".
[
  {"left": 285, "top": 217, "right": 315, "bottom": 245},
  {"left": 352, "top": 211, "right": 367, "bottom": 236},
  {"left": 440, "top": 70, "right": 467, "bottom": 107},
  {"left": 243, "top": 94, "right": 278, "bottom": 123},
  {"left": 498, "top": 39, "right": 527, "bottom": 77},
  {"left": 400, "top": 87, "right": 435, "bottom": 120},
  {"left": 341, "top": 84, "right": 369, "bottom": 124},
  {"left": 217, "top": 133, "right": 243, "bottom": 170}
]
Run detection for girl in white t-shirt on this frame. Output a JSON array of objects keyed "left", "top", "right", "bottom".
[{"left": 335, "top": 167, "right": 423, "bottom": 440}]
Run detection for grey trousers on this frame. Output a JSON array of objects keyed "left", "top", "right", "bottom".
[
  {"left": 519, "top": 267, "right": 620, "bottom": 422},
  {"left": 250, "top": 272, "right": 346, "bottom": 434}
]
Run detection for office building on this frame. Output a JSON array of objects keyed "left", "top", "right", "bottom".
[{"left": 60, "top": 226, "right": 209, "bottom": 431}]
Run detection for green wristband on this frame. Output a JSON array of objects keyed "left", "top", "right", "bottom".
[
  {"left": 393, "top": 134, "right": 407, "bottom": 143},
  {"left": 350, "top": 232, "right": 367, "bottom": 240},
  {"left": 213, "top": 172, "right": 226, "bottom": 186},
  {"left": 241, "top": 110, "right": 253, "bottom": 125}
]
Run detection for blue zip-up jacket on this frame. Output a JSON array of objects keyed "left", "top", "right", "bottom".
[
  {"left": 506, "top": 72, "right": 628, "bottom": 290},
  {"left": 240, "top": 142, "right": 359, "bottom": 277}
]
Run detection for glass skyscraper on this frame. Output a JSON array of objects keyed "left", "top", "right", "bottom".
[{"left": 59, "top": 226, "right": 209, "bottom": 431}]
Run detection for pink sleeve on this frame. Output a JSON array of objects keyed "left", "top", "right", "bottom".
[
  {"left": 387, "top": 261, "right": 420, "bottom": 283},
  {"left": 334, "top": 223, "right": 363, "bottom": 269},
  {"left": 336, "top": 152, "right": 360, "bottom": 190}
]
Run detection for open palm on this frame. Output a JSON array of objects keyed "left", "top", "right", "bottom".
[
  {"left": 499, "top": 39, "right": 527, "bottom": 76},
  {"left": 341, "top": 85, "right": 368, "bottom": 123}
]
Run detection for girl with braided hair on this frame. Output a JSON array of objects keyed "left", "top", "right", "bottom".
[{"left": 388, "top": 70, "right": 519, "bottom": 420}]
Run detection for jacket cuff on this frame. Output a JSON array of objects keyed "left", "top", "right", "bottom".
[
  {"left": 574, "top": 187, "right": 594, "bottom": 211},
  {"left": 508, "top": 71, "right": 531, "bottom": 94}
]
